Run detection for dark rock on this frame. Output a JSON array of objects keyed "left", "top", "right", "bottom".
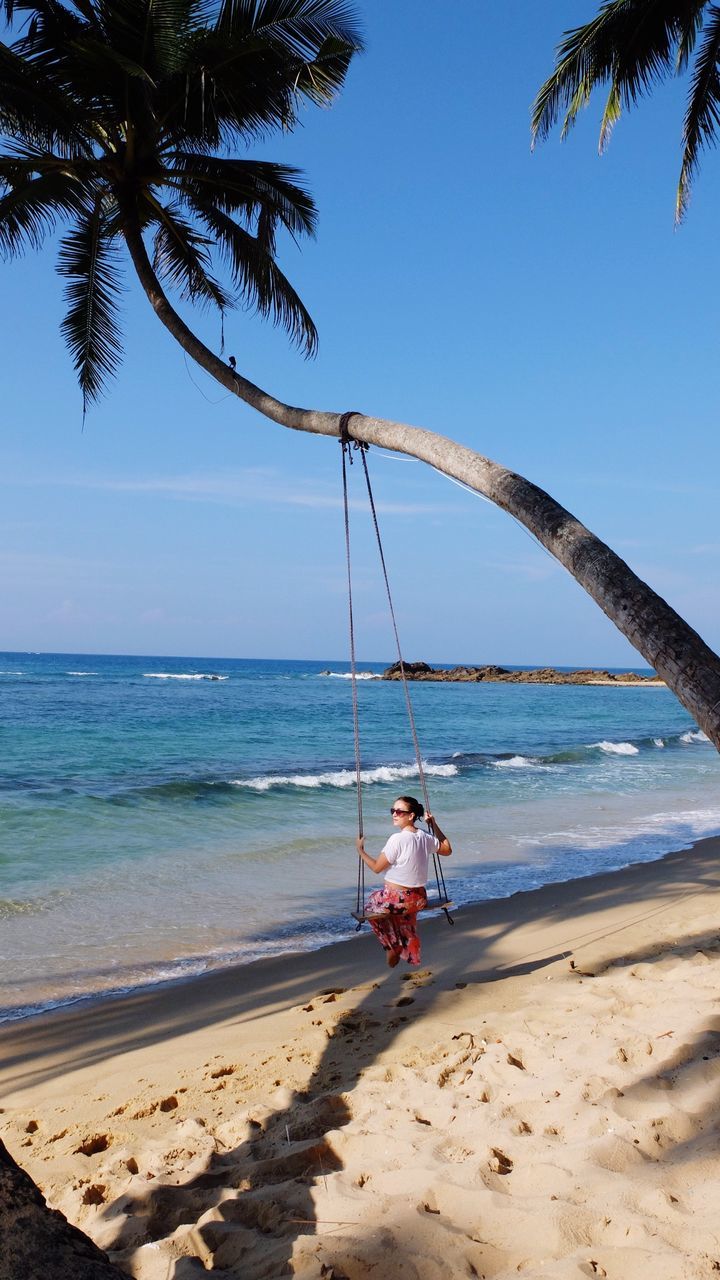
[
  {"left": 380, "top": 663, "right": 662, "bottom": 685},
  {"left": 0, "top": 1139, "right": 128, "bottom": 1279},
  {"left": 383, "top": 661, "right": 435, "bottom": 679}
]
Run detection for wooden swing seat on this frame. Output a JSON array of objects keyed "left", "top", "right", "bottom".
[{"left": 352, "top": 897, "right": 454, "bottom": 923}]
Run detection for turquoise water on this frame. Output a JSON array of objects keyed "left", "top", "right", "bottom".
[{"left": 1, "top": 651, "right": 718, "bottom": 1020}]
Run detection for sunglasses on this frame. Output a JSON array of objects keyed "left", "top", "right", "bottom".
[{"left": 390, "top": 807, "right": 412, "bottom": 816}]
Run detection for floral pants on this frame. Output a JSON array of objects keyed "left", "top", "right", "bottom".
[{"left": 365, "top": 884, "right": 428, "bottom": 965}]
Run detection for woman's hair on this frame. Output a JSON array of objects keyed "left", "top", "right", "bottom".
[{"left": 396, "top": 795, "right": 424, "bottom": 820}]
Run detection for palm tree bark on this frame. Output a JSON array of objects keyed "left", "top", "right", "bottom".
[
  {"left": 0, "top": 1138, "right": 128, "bottom": 1279},
  {"left": 123, "top": 217, "right": 720, "bottom": 750}
]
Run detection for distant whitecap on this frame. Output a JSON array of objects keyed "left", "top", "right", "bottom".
[
  {"left": 321, "top": 671, "right": 381, "bottom": 680},
  {"left": 144, "top": 672, "right": 228, "bottom": 681}
]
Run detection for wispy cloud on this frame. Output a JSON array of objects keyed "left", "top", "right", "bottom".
[
  {"left": 479, "top": 557, "right": 559, "bottom": 583},
  {"left": 6, "top": 468, "right": 453, "bottom": 517}
]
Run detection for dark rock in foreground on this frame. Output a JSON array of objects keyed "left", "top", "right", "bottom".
[
  {"left": 0, "top": 1139, "right": 128, "bottom": 1279},
  {"left": 381, "top": 662, "right": 663, "bottom": 685}
]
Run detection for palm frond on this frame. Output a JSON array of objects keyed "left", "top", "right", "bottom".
[
  {"left": 291, "top": 32, "right": 356, "bottom": 105},
  {"left": 532, "top": 1, "right": 707, "bottom": 145},
  {"left": 148, "top": 195, "right": 232, "bottom": 309},
  {"left": 168, "top": 0, "right": 361, "bottom": 142},
  {"left": 0, "top": 164, "right": 90, "bottom": 255},
  {"left": 676, "top": 5, "right": 705, "bottom": 67},
  {"left": 599, "top": 79, "right": 622, "bottom": 149},
  {"left": 0, "top": 41, "right": 95, "bottom": 155},
  {"left": 215, "top": 0, "right": 363, "bottom": 58},
  {"left": 65, "top": 35, "right": 158, "bottom": 86},
  {"left": 95, "top": 0, "right": 200, "bottom": 78},
  {"left": 191, "top": 197, "right": 317, "bottom": 354},
  {"left": 167, "top": 152, "right": 316, "bottom": 235},
  {"left": 678, "top": 2, "right": 720, "bottom": 218},
  {"left": 57, "top": 199, "right": 125, "bottom": 410}
]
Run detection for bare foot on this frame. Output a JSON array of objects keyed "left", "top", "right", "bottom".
[{"left": 387, "top": 952, "right": 400, "bottom": 968}]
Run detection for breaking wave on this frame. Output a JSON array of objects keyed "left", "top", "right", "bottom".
[
  {"left": 232, "top": 761, "right": 458, "bottom": 792},
  {"left": 591, "top": 741, "right": 640, "bottom": 755},
  {"left": 144, "top": 672, "right": 229, "bottom": 681},
  {"left": 321, "top": 671, "right": 382, "bottom": 680},
  {"left": 492, "top": 755, "right": 540, "bottom": 769}
]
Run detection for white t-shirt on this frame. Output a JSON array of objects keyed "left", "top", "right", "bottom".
[{"left": 382, "top": 828, "right": 439, "bottom": 887}]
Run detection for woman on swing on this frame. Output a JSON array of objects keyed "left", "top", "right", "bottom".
[{"left": 356, "top": 797, "right": 452, "bottom": 967}]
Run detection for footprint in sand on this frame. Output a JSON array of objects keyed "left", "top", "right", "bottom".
[
  {"left": 489, "top": 1147, "right": 514, "bottom": 1175},
  {"left": 81, "top": 1183, "right": 106, "bottom": 1205},
  {"left": 401, "top": 968, "right": 434, "bottom": 987},
  {"left": 74, "top": 1134, "right": 111, "bottom": 1156}
]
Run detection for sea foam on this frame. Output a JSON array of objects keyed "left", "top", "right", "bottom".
[
  {"left": 592, "top": 741, "right": 640, "bottom": 755},
  {"left": 232, "top": 761, "right": 458, "bottom": 792},
  {"left": 144, "top": 672, "right": 228, "bottom": 681},
  {"left": 322, "top": 671, "right": 381, "bottom": 680},
  {"left": 493, "top": 755, "right": 539, "bottom": 769},
  {"left": 680, "top": 729, "right": 710, "bottom": 744}
]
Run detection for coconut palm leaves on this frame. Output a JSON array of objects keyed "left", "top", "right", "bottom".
[
  {"left": 532, "top": 1, "right": 720, "bottom": 220},
  {"left": 0, "top": 0, "right": 362, "bottom": 410}
]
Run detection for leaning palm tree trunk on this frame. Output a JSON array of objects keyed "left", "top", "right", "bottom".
[{"left": 124, "top": 218, "right": 720, "bottom": 752}]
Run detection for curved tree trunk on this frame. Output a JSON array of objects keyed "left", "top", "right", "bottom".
[
  {"left": 123, "top": 220, "right": 720, "bottom": 751},
  {"left": 0, "top": 1139, "right": 128, "bottom": 1279}
]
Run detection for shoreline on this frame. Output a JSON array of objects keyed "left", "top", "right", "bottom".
[
  {"left": 1, "top": 825, "right": 712, "bottom": 1031},
  {"left": 1, "top": 834, "right": 717, "bottom": 1094},
  {"left": 2, "top": 836, "right": 720, "bottom": 1277}
]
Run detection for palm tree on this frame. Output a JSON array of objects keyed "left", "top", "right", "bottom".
[
  {"left": 3, "top": 0, "right": 720, "bottom": 761},
  {"left": 532, "top": 0, "right": 720, "bottom": 221},
  {"left": 0, "top": 0, "right": 363, "bottom": 411}
]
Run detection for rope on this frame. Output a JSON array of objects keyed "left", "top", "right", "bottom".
[
  {"left": 358, "top": 447, "right": 429, "bottom": 813},
  {"left": 339, "top": 416, "right": 365, "bottom": 916},
  {"left": 339, "top": 413, "right": 451, "bottom": 919}
]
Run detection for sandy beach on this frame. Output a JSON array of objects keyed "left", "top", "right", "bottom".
[{"left": 2, "top": 840, "right": 720, "bottom": 1279}]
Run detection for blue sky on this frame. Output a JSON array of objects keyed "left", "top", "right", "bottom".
[{"left": 2, "top": 0, "right": 719, "bottom": 664}]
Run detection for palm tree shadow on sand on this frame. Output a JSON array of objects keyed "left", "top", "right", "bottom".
[{"left": 102, "top": 939, "right": 566, "bottom": 1278}]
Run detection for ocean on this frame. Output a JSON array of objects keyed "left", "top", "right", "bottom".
[{"left": 1, "top": 651, "right": 718, "bottom": 1022}]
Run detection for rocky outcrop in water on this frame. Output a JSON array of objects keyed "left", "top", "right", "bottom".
[
  {"left": 381, "top": 662, "right": 663, "bottom": 684},
  {"left": 0, "top": 1139, "right": 128, "bottom": 1279}
]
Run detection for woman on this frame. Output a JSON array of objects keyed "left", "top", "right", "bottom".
[{"left": 356, "top": 796, "right": 452, "bottom": 968}]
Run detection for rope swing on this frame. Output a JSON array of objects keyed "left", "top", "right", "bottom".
[{"left": 339, "top": 413, "right": 453, "bottom": 927}]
